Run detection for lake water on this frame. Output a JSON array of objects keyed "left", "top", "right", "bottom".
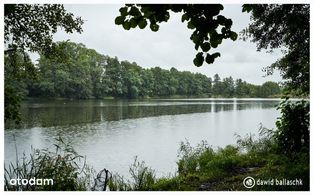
[{"left": 5, "top": 98, "right": 281, "bottom": 177}]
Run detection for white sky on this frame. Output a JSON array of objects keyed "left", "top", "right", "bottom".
[{"left": 30, "top": 4, "right": 284, "bottom": 85}]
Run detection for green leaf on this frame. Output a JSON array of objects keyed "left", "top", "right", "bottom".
[
  {"left": 210, "top": 33, "right": 223, "bottom": 48},
  {"left": 115, "top": 16, "right": 125, "bottom": 25},
  {"left": 224, "top": 19, "right": 233, "bottom": 28},
  {"left": 201, "top": 42, "right": 211, "bottom": 52},
  {"left": 195, "top": 43, "right": 200, "bottom": 50},
  {"left": 187, "top": 21, "right": 195, "bottom": 29},
  {"left": 130, "top": 18, "right": 137, "bottom": 28},
  {"left": 193, "top": 52, "right": 204, "bottom": 67},
  {"left": 191, "top": 34, "right": 201, "bottom": 44},
  {"left": 230, "top": 31, "right": 238, "bottom": 41},
  {"left": 212, "top": 52, "right": 221, "bottom": 59},
  {"left": 123, "top": 22, "right": 131, "bottom": 30},
  {"left": 242, "top": 5, "right": 253, "bottom": 13},
  {"left": 181, "top": 13, "right": 189, "bottom": 22},
  {"left": 150, "top": 23, "right": 159, "bottom": 32},
  {"left": 138, "top": 19, "right": 147, "bottom": 29},
  {"left": 205, "top": 53, "right": 215, "bottom": 64},
  {"left": 210, "top": 39, "right": 218, "bottom": 48},
  {"left": 129, "top": 6, "right": 140, "bottom": 16},
  {"left": 205, "top": 52, "right": 221, "bottom": 64},
  {"left": 216, "top": 15, "right": 226, "bottom": 25},
  {"left": 119, "top": 7, "right": 128, "bottom": 16}
]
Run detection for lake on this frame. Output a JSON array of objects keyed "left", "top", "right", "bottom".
[{"left": 5, "top": 98, "right": 281, "bottom": 178}]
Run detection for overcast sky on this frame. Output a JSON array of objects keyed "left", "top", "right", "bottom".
[{"left": 32, "top": 4, "right": 284, "bottom": 85}]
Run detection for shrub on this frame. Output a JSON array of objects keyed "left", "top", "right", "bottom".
[
  {"left": 152, "top": 177, "right": 181, "bottom": 191},
  {"left": 274, "top": 99, "right": 309, "bottom": 157},
  {"left": 107, "top": 156, "right": 156, "bottom": 191},
  {"left": 4, "top": 137, "right": 93, "bottom": 191},
  {"left": 177, "top": 140, "right": 246, "bottom": 180},
  {"left": 129, "top": 156, "right": 156, "bottom": 190},
  {"left": 177, "top": 140, "right": 213, "bottom": 176},
  {"left": 107, "top": 172, "right": 131, "bottom": 191}
]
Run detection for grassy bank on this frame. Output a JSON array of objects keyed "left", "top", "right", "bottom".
[
  {"left": 5, "top": 100, "right": 309, "bottom": 191},
  {"left": 5, "top": 129, "right": 309, "bottom": 191},
  {"left": 150, "top": 132, "right": 309, "bottom": 191}
]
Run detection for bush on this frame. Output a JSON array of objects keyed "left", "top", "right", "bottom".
[
  {"left": 152, "top": 177, "right": 181, "bottom": 191},
  {"left": 4, "top": 137, "right": 93, "bottom": 191},
  {"left": 274, "top": 99, "right": 309, "bottom": 157},
  {"left": 177, "top": 140, "right": 213, "bottom": 176},
  {"left": 177, "top": 140, "right": 246, "bottom": 180},
  {"left": 107, "top": 156, "right": 156, "bottom": 191},
  {"left": 129, "top": 156, "right": 156, "bottom": 190}
]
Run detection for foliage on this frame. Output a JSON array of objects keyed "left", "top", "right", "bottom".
[
  {"left": 242, "top": 4, "right": 309, "bottom": 96},
  {"left": 107, "top": 157, "right": 156, "bottom": 191},
  {"left": 30, "top": 42, "right": 107, "bottom": 99},
  {"left": 152, "top": 176, "right": 181, "bottom": 191},
  {"left": 28, "top": 41, "right": 281, "bottom": 100},
  {"left": 4, "top": 4, "right": 83, "bottom": 53},
  {"left": 177, "top": 140, "right": 258, "bottom": 181},
  {"left": 4, "top": 137, "right": 94, "bottom": 191},
  {"left": 236, "top": 125, "right": 275, "bottom": 155},
  {"left": 128, "top": 157, "right": 156, "bottom": 190},
  {"left": 274, "top": 99, "right": 309, "bottom": 157},
  {"left": 5, "top": 127, "right": 309, "bottom": 191},
  {"left": 259, "top": 81, "right": 281, "bottom": 98},
  {"left": 154, "top": 126, "right": 309, "bottom": 191},
  {"left": 108, "top": 174, "right": 131, "bottom": 191},
  {"left": 115, "top": 4, "right": 237, "bottom": 66},
  {"left": 4, "top": 49, "right": 37, "bottom": 124},
  {"left": 4, "top": 4, "right": 84, "bottom": 123},
  {"left": 254, "top": 152, "right": 309, "bottom": 191}
]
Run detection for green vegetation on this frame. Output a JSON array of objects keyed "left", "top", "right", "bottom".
[
  {"left": 4, "top": 137, "right": 93, "bottom": 191},
  {"left": 6, "top": 110, "right": 309, "bottom": 191},
  {"left": 105, "top": 105, "right": 309, "bottom": 191},
  {"left": 5, "top": 100, "right": 309, "bottom": 191},
  {"left": 4, "top": 3, "right": 310, "bottom": 191},
  {"left": 4, "top": 4, "right": 83, "bottom": 124},
  {"left": 242, "top": 4, "right": 309, "bottom": 96},
  {"left": 115, "top": 4, "right": 238, "bottom": 66},
  {"left": 5, "top": 41, "right": 281, "bottom": 106},
  {"left": 4, "top": 48, "right": 36, "bottom": 124},
  {"left": 153, "top": 99, "right": 309, "bottom": 191},
  {"left": 5, "top": 4, "right": 308, "bottom": 123}
]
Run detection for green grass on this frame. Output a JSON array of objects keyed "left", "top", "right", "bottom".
[
  {"left": 149, "top": 131, "right": 309, "bottom": 191},
  {"left": 5, "top": 130, "right": 309, "bottom": 191},
  {"left": 4, "top": 137, "right": 94, "bottom": 191}
]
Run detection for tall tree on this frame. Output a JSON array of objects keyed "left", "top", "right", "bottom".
[
  {"left": 242, "top": 4, "right": 309, "bottom": 96},
  {"left": 29, "top": 42, "right": 280, "bottom": 100},
  {"left": 4, "top": 50, "right": 36, "bottom": 123},
  {"left": 33, "top": 42, "right": 107, "bottom": 99},
  {"left": 212, "top": 74, "right": 222, "bottom": 96},
  {"left": 5, "top": 4, "right": 83, "bottom": 53},
  {"left": 221, "top": 76, "right": 234, "bottom": 97},
  {"left": 4, "top": 4, "right": 84, "bottom": 123},
  {"left": 243, "top": 4, "right": 309, "bottom": 160}
]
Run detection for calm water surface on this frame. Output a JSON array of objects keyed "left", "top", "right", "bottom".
[{"left": 5, "top": 98, "right": 281, "bottom": 177}]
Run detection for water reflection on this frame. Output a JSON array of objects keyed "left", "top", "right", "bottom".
[
  {"left": 10, "top": 98, "right": 281, "bottom": 129},
  {"left": 5, "top": 98, "right": 282, "bottom": 177}
]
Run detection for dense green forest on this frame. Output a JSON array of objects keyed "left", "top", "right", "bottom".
[{"left": 6, "top": 41, "right": 281, "bottom": 100}]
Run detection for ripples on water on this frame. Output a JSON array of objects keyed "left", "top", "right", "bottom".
[{"left": 5, "top": 98, "right": 281, "bottom": 177}]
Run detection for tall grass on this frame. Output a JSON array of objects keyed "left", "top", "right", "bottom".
[
  {"left": 5, "top": 123, "right": 309, "bottom": 191},
  {"left": 107, "top": 156, "right": 156, "bottom": 191},
  {"left": 4, "top": 137, "right": 94, "bottom": 191}
]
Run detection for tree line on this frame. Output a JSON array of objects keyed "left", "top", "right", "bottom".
[{"left": 6, "top": 41, "right": 281, "bottom": 100}]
